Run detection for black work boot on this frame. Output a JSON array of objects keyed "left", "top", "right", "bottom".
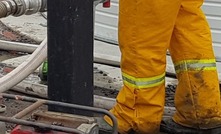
[{"left": 160, "top": 118, "right": 221, "bottom": 134}]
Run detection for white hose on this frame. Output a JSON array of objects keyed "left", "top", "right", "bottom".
[{"left": 0, "top": 37, "right": 47, "bottom": 93}]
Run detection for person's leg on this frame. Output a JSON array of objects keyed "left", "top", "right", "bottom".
[
  {"left": 105, "top": 0, "right": 181, "bottom": 133},
  {"left": 169, "top": 0, "right": 221, "bottom": 129}
]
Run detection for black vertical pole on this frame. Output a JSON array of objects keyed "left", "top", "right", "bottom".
[{"left": 47, "top": 0, "right": 94, "bottom": 115}]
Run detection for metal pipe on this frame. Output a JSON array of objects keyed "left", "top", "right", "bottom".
[
  {"left": 12, "top": 100, "right": 46, "bottom": 119},
  {"left": 0, "top": 39, "right": 38, "bottom": 53}
]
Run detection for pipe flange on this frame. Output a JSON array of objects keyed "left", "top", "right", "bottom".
[
  {"left": 12, "top": 0, "right": 26, "bottom": 16},
  {"left": 0, "top": 104, "right": 6, "bottom": 113},
  {"left": 8, "top": 0, "right": 17, "bottom": 15}
]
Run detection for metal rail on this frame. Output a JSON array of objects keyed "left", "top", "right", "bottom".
[
  {"left": 0, "top": 116, "right": 85, "bottom": 134},
  {"left": 0, "top": 93, "right": 118, "bottom": 134}
]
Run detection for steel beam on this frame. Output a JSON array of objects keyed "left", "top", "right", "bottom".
[{"left": 47, "top": 0, "right": 94, "bottom": 115}]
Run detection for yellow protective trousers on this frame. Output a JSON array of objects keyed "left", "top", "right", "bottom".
[{"left": 105, "top": 0, "right": 221, "bottom": 133}]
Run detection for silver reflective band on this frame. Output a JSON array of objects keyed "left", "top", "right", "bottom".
[
  {"left": 175, "top": 59, "right": 217, "bottom": 73},
  {"left": 122, "top": 72, "right": 165, "bottom": 89}
]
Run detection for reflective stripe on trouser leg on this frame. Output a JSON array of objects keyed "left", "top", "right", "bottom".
[
  {"left": 174, "top": 59, "right": 217, "bottom": 73},
  {"left": 105, "top": 0, "right": 182, "bottom": 133},
  {"left": 169, "top": 0, "right": 221, "bottom": 129},
  {"left": 122, "top": 72, "right": 165, "bottom": 89},
  {"left": 105, "top": 73, "right": 166, "bottom": 134}
]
